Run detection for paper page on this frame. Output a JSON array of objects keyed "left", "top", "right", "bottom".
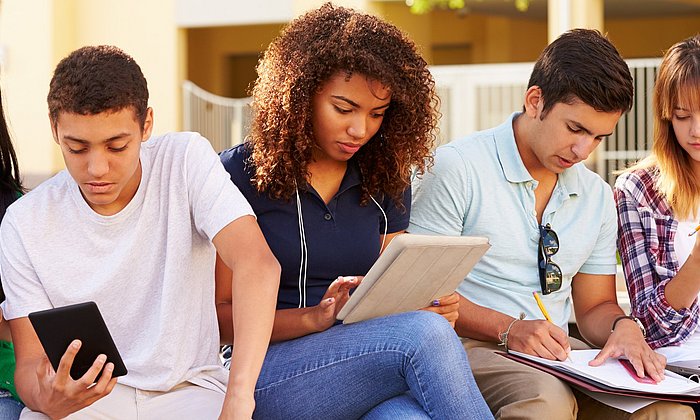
[
  {"left": 656, "top": 335, "right": 700, "bottom": 363},
  {"left": 575, "top": 387, "right": 656, "bottom": 413},
  {"left": 510, "top": 350, "right": 700, "bottom": 395}
]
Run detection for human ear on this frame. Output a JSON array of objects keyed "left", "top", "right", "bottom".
[
  {"left": 523, "top": 86, "right": 544, "bottom": 119},
  {"left": 49, "top": 113, "right": 59, "bottom": 145},
  {"left": 141, "top": 108, "right": 154, "bottom": 141}
]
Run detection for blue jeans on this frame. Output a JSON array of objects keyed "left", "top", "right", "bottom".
[
  {"left": 252, "top": 311, "right": 492, "bottom": 419},
  {"left": 0, "top": 392, "right": 22, "bottom": 420}
]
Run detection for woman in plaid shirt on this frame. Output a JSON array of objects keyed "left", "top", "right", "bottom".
[{"left": 615, "top": 35, "right": 700, "bottom": 357}]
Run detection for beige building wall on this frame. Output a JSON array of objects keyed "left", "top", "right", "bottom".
[
  {"left": 606, "top": 15, "right": 700, "bottom": 58},
  {"left": 187, "top": 24, "right": 284, "bottom": 97},
  {"left": 3, "top": 0, "right": 699, "bottom": 186},
  {"left": 66, "top": 0, "right": 182, "bottom": 135},
  {"left": 185, "top": 3, "right": 550, "bottom": 96},
  {"left": 0, "top": 0, "right": 181, "bottom": 185},
  {"left": 0, "top": 0, "right": 56, "bottom": 185}
]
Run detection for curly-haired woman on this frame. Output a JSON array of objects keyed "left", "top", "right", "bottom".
[{"left": 216, "top": 3, "right": 491, "bottom": 419}]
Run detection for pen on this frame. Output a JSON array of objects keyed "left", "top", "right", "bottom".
[
  {"left": 532, "top": 291, "right": 552, "bottom": 322},
  {"left": 688, "top": 224, "right": 700, "bottom": 237},
  {"left": 532, "top": 291, "right": 572, "bottom": 362}
]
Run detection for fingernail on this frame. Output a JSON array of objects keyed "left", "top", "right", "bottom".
[
  {"left": 432, "top": 299, "right": 440, "bottom": 307},
  {"left": 72, "top": 340, "right": 81, "bottom": 349},
  {"left": 341, "top": 276, "right": 356, "bottom": 282},
  {"left": 97, "top": 355, "right": 107, "bottom": 363}
]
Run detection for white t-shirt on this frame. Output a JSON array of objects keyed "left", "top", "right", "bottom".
[
  {"left": 674, "top": 218, "right": 698, "bottom": 268},
  {"left": 0, "top": 132, "right": 253, "bottom": 391},
  {"left": 657, "top": 216, "right": 700, "bottom": 361}
]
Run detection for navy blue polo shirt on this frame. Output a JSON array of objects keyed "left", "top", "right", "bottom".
[{"left": 220, "top": 144, "right": 411, "bottom": 309}]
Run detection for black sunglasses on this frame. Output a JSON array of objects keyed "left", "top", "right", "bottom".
[{"left": 538, "top": 224, "right": 562, "bottom": 295}]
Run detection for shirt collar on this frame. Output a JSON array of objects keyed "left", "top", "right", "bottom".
[
  {"left": 495, "top": 112, "right": 533, "bottom": 184},
  {"left": 558, "top": 163, "right": 580, "bottom": 197},
  {"left": 305, "top": 158, "right": 362, "bottom": 201},
  {"left": 338, "top": 159, "right": 362, "bottom": 194},
  {"left": 495, "top": 112, "right": 580, "bottom": 197}
]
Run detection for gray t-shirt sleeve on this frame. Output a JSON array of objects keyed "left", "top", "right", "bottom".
[
  {"left": 184, "top": 134, "right": 254, "bottom": 241},
  {"left": 409, "top": 145, "right": 471, "bottom": 237},
  {"left": 0, "top": 212, "right": 52, "bottom": 319}
]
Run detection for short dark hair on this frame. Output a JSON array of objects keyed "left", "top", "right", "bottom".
[
  {"left": 47, "top": 45, "right": 149, "bottom": 127},
  {"left": 528, "top": 29, "right": 633, "bottom": 116}
]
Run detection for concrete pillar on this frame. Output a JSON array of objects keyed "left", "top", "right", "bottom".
[
  {"left": 293, "top": 0, "right": 381, "bottom": 16},
  {"left": 548, "top": 0, "right": 603, "bottom": 42},
  {"left": 0, "top": 0, "right": 59, "bottom": 184}
]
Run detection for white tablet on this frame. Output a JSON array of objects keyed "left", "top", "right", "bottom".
[{"left": 336, "top": 234, "right": 490, "bottom": 324}]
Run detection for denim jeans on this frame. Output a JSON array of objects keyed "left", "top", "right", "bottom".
[
  {"left": 250, "top": 311, "right": 492, "bottom": 419},
  {"left": 0, "top": 391, "right": 22, "bottom": 420}
]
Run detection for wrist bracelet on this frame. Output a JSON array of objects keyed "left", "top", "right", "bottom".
[
  {"left": 499, "top": 312, "right": 526, "bottom": 352},
  {"left": 611, "top": 315, "right": 647, "bottom": 337}
]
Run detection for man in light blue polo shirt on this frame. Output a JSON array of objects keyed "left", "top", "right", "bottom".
[{"left": 410, "top": 29, "right": 693, "bottom": 419}]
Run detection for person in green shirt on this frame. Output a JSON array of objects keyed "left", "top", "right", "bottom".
[{"left": 0, "top": 84, "right": 25, "bottom": 418}]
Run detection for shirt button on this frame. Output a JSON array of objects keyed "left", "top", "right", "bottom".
[
  {"left": 526, "top": 182, "right": 532, "bottom": 188},
  {"left": 324, "top": 213, "right": 332, "bottom": 221}
]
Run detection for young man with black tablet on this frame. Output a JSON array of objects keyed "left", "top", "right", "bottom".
[{"left": 0, "top": 46, "right": 280, "bottom": 419}]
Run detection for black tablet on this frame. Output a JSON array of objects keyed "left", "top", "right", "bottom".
[{"left": 28, "top": 302, "right": 127, "bottom": 380}]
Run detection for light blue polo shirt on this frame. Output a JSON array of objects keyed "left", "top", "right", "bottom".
[{"left": 409, "top": 113, "right": 617, "bottom": 329}]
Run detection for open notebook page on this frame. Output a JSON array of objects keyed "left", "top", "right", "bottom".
[{"left": 510, "top": 349, "right": 700, "bottom": 395}]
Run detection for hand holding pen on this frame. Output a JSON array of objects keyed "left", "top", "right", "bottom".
[{"left": 533, "top": 291, "right": 573, "bottom": 362}]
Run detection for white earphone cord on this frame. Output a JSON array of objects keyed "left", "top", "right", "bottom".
[
  {"left": 370, "top": 195, "right": 388, "bottom": 251},
  {"left": 295, "top": 189, "right": 387, "bottom": 309},
  {"left": 295, "top": 188, "right": 308, "bottom": 308}
]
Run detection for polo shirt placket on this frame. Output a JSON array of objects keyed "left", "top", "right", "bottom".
[{"left": 220, "top": 144, "right": 411, "bottom": 310}]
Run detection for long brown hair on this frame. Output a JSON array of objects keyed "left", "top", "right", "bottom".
[
  {"left": 248, "top": 3, "right": 438, "bottom": 205},
  {"left": 626, "top": 35, "right": 700, "bottom": 219}
]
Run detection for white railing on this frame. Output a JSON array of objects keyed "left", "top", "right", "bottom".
[
  {"left": 183, "top": 58, "right": 661, "bottom": 184},
  {"left": 431, "top": 62, "right": 533, "bottom": 146},
  {"left": 431, "top": 58, "right": 661, "bottom": 185},
  {"left": 182, "top": 80, "right": 252, "bottom": 152},
  {"left": 601, "top": 59, "right": 660, "bottom": 185}
]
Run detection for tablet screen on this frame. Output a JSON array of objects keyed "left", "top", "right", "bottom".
[{"left": 29, "top": 302, "right": 127, "bottom": 380}]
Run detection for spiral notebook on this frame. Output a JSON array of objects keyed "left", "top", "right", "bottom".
[{"left": 336, "top": 234, "right": 490, "bottom": 324}]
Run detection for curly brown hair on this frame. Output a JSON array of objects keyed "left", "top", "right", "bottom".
[{"left": 248, "top": 2, "right": 438, "bottom": 205}]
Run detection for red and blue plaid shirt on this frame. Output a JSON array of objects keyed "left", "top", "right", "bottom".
[{"left": 614, "top": 167, "right": 699, "bottom": 349}]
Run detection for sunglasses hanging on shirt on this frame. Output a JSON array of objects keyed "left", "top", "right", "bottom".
[{"left": 538, "top": 223, "right": 562, "bottom": 295}]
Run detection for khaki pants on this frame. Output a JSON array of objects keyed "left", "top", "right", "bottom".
[
  {"left": 20, "top": 380, "right": 225, "bottom": 420},
  {"left": 464, "top": 338, "right": 695, "bottom": 420}
]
